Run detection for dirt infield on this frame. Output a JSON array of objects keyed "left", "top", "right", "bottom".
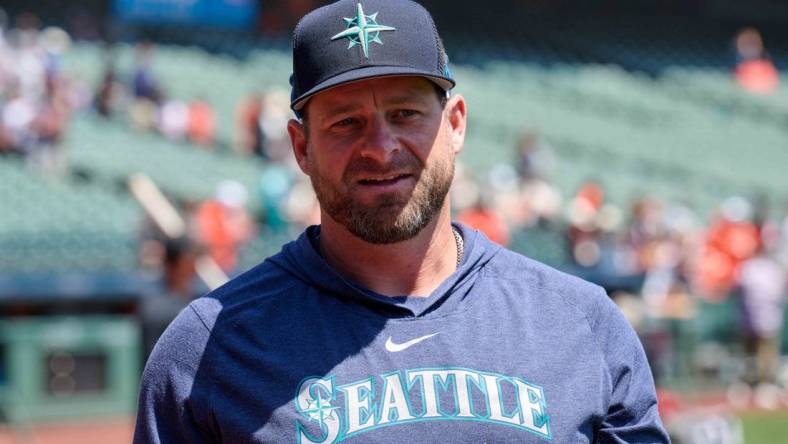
[{"left": 0, "top": 416, "right": 133, "bottom": 444}]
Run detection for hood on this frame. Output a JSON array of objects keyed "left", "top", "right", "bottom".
[{"left": 267, "top": 222, "right": 501, "bottom": 318}]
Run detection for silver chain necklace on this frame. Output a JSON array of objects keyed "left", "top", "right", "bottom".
[{"left": 451, "top": 227, "right": 464, "bottom": 267}]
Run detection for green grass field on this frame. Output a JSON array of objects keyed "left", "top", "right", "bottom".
[{"left": 740, "top": 411, "right": 788, "bottom": 444}]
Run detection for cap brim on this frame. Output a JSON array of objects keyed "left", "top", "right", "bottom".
[{"left": 291, "top": 65, "right": 455, "bottom": 112}]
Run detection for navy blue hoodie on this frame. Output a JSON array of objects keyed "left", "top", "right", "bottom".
[{"left": 134, "top": 223, "right": 669, "bottom": 443}]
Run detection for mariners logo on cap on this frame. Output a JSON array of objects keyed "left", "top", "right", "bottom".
[{"left": 330, "top": 3, "right": 396, "bottom": 59}]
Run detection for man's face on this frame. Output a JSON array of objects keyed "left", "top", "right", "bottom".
[{"left": 288, "top": 76, "right": 466, "bottom": 244}]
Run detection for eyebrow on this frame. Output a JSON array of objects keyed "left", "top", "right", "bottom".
[
  {"left": 319, "top": 87, "right": 431, "bottom": 120},
  {"left": 322, "top": 103, "right": 362, "bottom": 118},
  {"left": 382, "top": 90, "right": 430, "bottom": 106}
]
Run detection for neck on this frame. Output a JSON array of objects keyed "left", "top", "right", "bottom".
[{"left": 318, "top": 205, "right": 457, "bottom": 297}]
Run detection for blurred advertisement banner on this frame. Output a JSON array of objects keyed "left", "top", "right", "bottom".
[{"left": 113, "top": 0, "right": 259, "bottom": 29}]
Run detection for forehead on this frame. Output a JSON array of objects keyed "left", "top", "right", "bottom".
[{"left": 306, "top": 76, "right": 438, "bottom": 116}]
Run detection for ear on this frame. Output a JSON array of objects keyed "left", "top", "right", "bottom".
[
  {"left": 287, "top": 118, "right": 310, "bottom": 174},
  {"left": 445, "top": 94, "right": 467, "bottom": 155}
]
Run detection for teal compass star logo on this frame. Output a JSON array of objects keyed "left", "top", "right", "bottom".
[
  {"left": 298, "top": 395, "right": 339, "bottom": 428},
  {"left": 331, "top": 3, "right": 396, "bottom": 58}
]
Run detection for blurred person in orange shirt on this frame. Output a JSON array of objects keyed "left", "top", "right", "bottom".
[
  {"left": 457, "top": 194, "right": 510, "bottom": 247},
  {"left": 188, "top": 98, "right": 216, "bottom": 147},
  {"left": 733, "top": 27, "right": 779, "bottom": 95},
  {"left": 196, "top": 180, "right": 254, "bottom": 273},
  {"left": 695, "top": 197, "right": 760, "bottom": 301}
]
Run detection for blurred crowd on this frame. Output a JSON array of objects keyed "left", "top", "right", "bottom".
[
  {"left": 94, "top": 41, "right": 225, "bottom": 148},
  {"left": 95, "top": 40, "right": 297, "bottom": 160},
  {"left": 0, "top": 12, "right": 83, "bottom": 175}
]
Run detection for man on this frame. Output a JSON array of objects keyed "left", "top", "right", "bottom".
[{"left": 134, "top": 1, "right": 669, "bottom": 442}]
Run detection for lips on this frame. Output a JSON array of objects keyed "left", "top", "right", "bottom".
[{"left": 357, "top": 173, "right": 413, "bottom": 186}]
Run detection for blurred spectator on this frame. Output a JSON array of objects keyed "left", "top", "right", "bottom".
[
  {"left": 641, "top": 233, "right": 696, "bottom": 320},
  {"left": 566, "top": 180, "right": 605, "bottom": 267},
  {"left": 733, "top": 27, "right": 779, "bottom": 95},
  {"left": 284, "top": 177, "right": 321, "bottom": 229},
  {"left": 576, "top": 180, "right": 605, "bottom": 211},
  {"left": 132, "top": 42, "right": 162, "bottom": 103},
  {"left": 625, "top": 196, "right": 666, "bottom": 273},
  {"left": 519, "top": 178, "right": 563, "bottom": 228},
  {"left": 129, "top": 42, "right": 162, "bottom": 132},
  {"left": 485, "top": 163, "right": 528, "bottom": 231},
  {"left": 12, "top": 13, "right": 45, "bottom": 100},
  {"left": 735, "top": 242, "right": 787, "bottom": 387},
  {"left": 457, "top": 194, "right": 511, "bottom": 247},
  {"left": 95, "top": 66, "right": 121, "bottom": 118},
  {"left": 515, "top": 130, "right": 556, "bottom": 181},
  {"left": 158, "top": 99, "right": 189, "bottom": 141},
  {"left": 187, "top": 98, "right": 216, "bottom": 147},
  {"left": 695, "top": 197, "right": 760, "bottom": 300},
  {"left": 29, "top": 78, "right": 70, "bottom": 174},
  {"left": 39, "top": 26, "right": 71, "bottom": 81},
  {"left": 258, "top": 164, "right": 293, "bottom": 232},
  {"left": 129, "top": 96, "right": 158, "bottom": 131},
  {"left": 259, "top": 89, "right": 292, "bottom": 161},
  {"left": 196, "top": 180, "right": 254, "bottom": 273},
  {"left": 137, "top": 237, "right": 201, "bottom": 365},
  {"left": 449, "top": 162, "right": 479, "bottom": 215},
  {"left": 234, "top": 91, "right": 265, "bottom": 156},
  {"left": 1, "top": 86, "right": 36, "bottom": 153}
]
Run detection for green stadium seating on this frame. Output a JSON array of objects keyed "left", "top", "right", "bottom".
[{"left": 0, "top": 158, "right": 139, "bottom": 273}]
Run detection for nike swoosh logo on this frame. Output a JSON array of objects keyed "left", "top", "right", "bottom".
[{"left": 385, "top": 333, "right": 439, "bottom": 352}]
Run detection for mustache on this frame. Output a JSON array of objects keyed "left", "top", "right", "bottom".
[{"left": 343, "top": 154, "right": 423, "bottom": 180}]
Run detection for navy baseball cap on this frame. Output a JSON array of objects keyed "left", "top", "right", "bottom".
[{"left": 290, "top": 0, "right": 455, "bottom": 115}]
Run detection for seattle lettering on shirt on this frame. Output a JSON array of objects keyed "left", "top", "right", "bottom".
[{"left": 294, "top": 366, "right": 552, "bottom": 443}]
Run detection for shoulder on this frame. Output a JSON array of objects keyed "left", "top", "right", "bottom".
[
  {"left": 136, "top": 297, "right": 219, "bottom": 442},
  {"left": 482, "top": 246, "right": 616, "bottom": 330},
  {"left": 188, "top": 256, "right": 302, "bottom": 331},
  {"left": 142, "top": 256, "right": 303, "bottom": 373},
  {"left": 139, "top": 257, "right": 302, "bottom": 393}
]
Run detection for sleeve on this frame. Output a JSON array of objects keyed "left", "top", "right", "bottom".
[
  {"left": 133, "top": 304, "right": 217, "bottom": 444},
  {"left": 592, "top": 292, "right": 671, "bottom": 444}
]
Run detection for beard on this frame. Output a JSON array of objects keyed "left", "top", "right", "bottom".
[{"left": 308, "top": 148, "right": 454, "bottom": 244}]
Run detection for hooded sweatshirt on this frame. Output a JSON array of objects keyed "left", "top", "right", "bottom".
[{"left": 134, "top": 223, "right": 668, "bottom": 443}]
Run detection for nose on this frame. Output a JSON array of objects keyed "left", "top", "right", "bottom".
[{"left": 358, "top": 114, "right": 400, "bottom": 163}]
